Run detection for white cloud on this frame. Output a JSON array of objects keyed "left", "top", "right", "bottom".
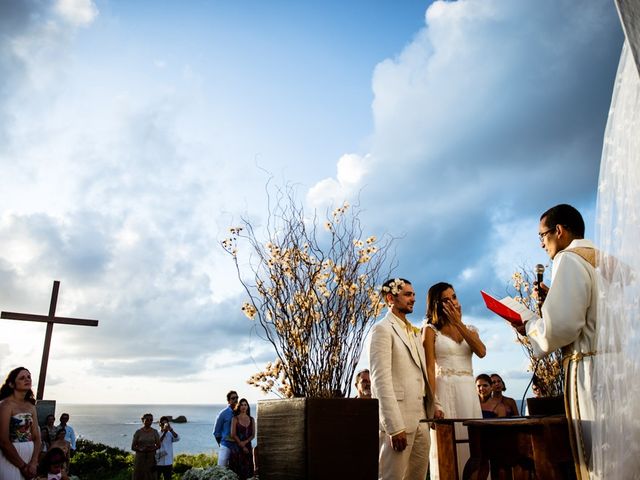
[
  {"left": 307, "top": 153, "right": 371, "bottom": 208},
  {"left": 314, "top": 0, "right": 619, "bottom": 205},
  {"left": 54, "top": 0, "right": 98, "bottom": 27},
  {"left": 0, "top": 0, "right": 622, "bottom": 404},
  {"left": 337, "top": 153, "right": 368, "bottom": 186},
  {"left": 307, "top": 0, "right": 620, "bottom": 298}
]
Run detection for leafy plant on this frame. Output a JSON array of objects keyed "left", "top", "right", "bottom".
[
  {"left": 173, "top": 453, "right": 218, "bottom": 474},
  {"left": 71, "top": 438, "right": 133, "bottom": 479}
]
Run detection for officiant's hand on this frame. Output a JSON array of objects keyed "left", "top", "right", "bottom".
[
  {"left": 391, "top": 431, "right": 407, "bottom": 451},
  {"left": 533, "top": 282, "right": 549, "bottom": 305}
]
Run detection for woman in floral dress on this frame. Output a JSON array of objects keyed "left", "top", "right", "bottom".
[{"left": 0, "top": 367, "right": 42, "bottom": 480}]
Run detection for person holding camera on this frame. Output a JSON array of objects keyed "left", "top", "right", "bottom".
[{"left": 156, "top": 416, "right": 179, "bottom": 480}]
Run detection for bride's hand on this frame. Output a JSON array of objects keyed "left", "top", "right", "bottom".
[{"left": 443, "top": 301, "right": 462, "bottom": 327}]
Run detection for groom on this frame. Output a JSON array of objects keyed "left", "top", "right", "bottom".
[{"left": 369, "top": 278, "right": 442, "bottom": 480}]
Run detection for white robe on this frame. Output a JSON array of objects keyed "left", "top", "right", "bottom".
[{"left": 526, "top": 238, "right": 598, "bottom": 480}]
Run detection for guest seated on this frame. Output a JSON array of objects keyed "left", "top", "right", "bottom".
[
  {"left": 532, "top": 375, "right": 543, "bottom": 398},
  {"left": 490, "top": 374, "right": 519, "bottom": 417},
  {"left": 476, "top": 374, "right": 507, "bottom": 418},
  {"left": 36, "top": 446, "right": 69, "bottom": 480},
  {"left": 40, "top": 414, "right": 56, "bottom": 455},
  {"left": 354, "top": 369, "right": 372, "bottom": 399},
  {"left": 524, "top": 374, "right": 546, "bottom": 416},
  {"left": 49, "top": 428, "right": 71, "bottom": 474}
]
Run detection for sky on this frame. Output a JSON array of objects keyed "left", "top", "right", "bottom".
[{"left": 0, "top": 0, "right": 625, "bottom": 405}]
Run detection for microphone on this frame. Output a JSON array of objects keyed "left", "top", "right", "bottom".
[{"left": 535, "top": 264, "right": 545, "bottom": 310}]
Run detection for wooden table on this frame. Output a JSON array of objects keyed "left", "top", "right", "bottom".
[
  {"left": 430, "top": 418, "right": 474, "bottom": 480},
  {"left": 462, "top": 416, "right": 575, "bottom": 480}
]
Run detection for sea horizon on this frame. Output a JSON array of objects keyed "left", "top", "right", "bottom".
[{"left": 54, "top": 403, "right": 233, "bottom": 455}]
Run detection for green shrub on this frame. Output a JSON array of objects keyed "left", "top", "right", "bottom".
[
  {"left": 71, "top": 438, "right": 133, "bottom": 479},
  {"left": 173, "top": 453, "right": 217, "bottom": 474},
  {"left": 70, "top": 439, "right": 219, "bottom": 479}
]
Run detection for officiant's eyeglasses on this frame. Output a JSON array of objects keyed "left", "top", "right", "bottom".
[{"left": 538, "top": 228, "right": 555, "bottom": 242}]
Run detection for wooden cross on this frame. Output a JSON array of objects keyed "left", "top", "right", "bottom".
[{"left": 1, "top": 280, "right": 99, "bottom": 400}]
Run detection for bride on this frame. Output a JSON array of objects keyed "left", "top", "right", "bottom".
[{"left": 422, "top": 282, "right": 486, "bottom": 479}]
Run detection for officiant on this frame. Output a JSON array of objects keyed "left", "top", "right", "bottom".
[{"left": 518, "top": 204, "right": 598, "bottom": 480}]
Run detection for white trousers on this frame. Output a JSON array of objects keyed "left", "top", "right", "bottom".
[
  {"left": 378, "top": 422, "right": 430, "bottom": 480},
  {"left": 217, "top": 445, "right": 232, "bottom": 466}
]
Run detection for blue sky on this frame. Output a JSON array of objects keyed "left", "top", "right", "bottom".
[{"left": 0, "top": 0, "right": 624, "bottom": 404}]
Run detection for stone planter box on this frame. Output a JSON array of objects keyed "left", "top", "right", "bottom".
[{"left": 257, "top": 397, "right": 379, "bottom": 480}]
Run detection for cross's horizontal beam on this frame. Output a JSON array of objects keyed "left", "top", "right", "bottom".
[{"left": 1, "top": 311, "right": 98, "bottom": 327}]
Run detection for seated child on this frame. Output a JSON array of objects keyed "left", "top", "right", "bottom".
[{"left": 36, "top": 447, "right": 69, "bottom": 480}]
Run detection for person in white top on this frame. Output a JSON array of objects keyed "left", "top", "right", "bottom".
[
  {"left": 155, "top": 416, "right": 179, "bottom": 480},
  {"left": 519, "top": 204, "right": 598, "bottom": 480}
]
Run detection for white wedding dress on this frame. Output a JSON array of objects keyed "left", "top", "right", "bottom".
[{"left": 425, "top": 323, "right": 482, "bottom": 479}]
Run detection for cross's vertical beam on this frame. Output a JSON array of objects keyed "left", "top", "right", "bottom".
[{"left": 37, "top": 281, "right": 60, "bottom": 400}]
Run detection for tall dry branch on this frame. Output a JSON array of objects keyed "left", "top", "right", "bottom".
[{"left": 222, "top": 186, "right": 393, "bottom": 398}]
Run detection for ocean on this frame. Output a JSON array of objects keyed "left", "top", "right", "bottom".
[
  {"left": 56, "top": 404, "right": 230, "bottom": 455},
  {"left": 57, "top": 401, "right": 531, "bottom": 456}
]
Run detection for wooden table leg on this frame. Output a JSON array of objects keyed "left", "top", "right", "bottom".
[
  {"left": 436, "top": 422, "right": 458, "bottom": 480},
  {"left": 463, "top": 425, "right": 490, "bottom": 480}
]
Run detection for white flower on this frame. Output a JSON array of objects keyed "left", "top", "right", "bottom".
[
  {"left": 382, "top": 278, "right": 405, "bottom": 296},
  {"left": 241, "top": 302, "right": 257, "bottom": 319},
  {"left": 181, "top": 466, "right": 240, "bottom": 480}
]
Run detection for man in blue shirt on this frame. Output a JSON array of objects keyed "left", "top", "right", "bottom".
[
  {"left": 57, "top": 413, "right": 76, "bottom": 454},
  {"left": 213, "top": 390, "right": 238, "bottom": 466}
]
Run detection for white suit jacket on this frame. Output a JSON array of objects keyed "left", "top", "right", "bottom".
[{"left": 369, "top": 310, "right": 439, "bottom": 435}]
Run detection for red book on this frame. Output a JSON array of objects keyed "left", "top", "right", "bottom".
[{"left": 480, "top": 291, "right": 538, "bottom": 326}]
